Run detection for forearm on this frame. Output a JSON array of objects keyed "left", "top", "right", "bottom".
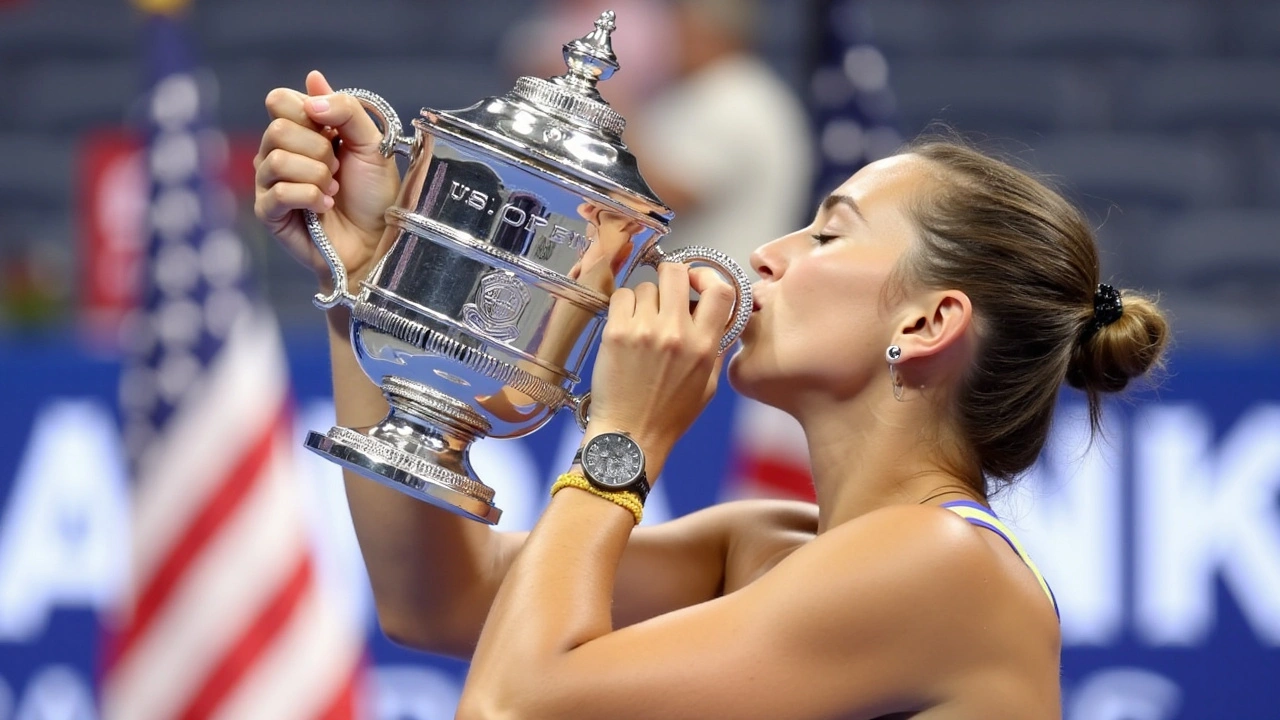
[
  {"left": 325, "top": 307, "right": 508, "bottom": 655},
  {"left": 460, "top": 422, "right": 674, "bottom": 713},
  {"left": 460, "top": 488, "right": 634, "bottom": 715}
]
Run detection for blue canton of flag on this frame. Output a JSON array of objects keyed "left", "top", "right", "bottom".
[{"left": 118, "top": 15, "right": 250, "bottom": 465}]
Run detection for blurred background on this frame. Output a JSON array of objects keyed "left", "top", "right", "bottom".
[{"left": 1, "top": 0, "right": 1277, "bottom": 718}]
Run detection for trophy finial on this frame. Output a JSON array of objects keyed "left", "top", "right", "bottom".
[
  {"left": 559, "top": 10, "right": 621, "bottom": 90},
  {"left": 506, "top": 8, "right": 628, "bottom": 135}
]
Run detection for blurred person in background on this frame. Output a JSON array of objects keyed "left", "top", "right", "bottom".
[
  {"left": 627, "top": 0, "right": 813, "bottom": 272},
  {"left": 254, "top": 57, "right": 1168, "bottom": 713}
]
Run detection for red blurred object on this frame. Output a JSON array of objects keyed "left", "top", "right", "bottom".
[
  {"left": 77, "top": 131, "right": 258, "bottom": 348},
  {"left": 78, "top": 130, "right": 146, "bottom": 347}
]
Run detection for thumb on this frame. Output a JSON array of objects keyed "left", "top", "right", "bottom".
[
  {"left": 305, "top": 69, "right": 334, "bottom": 96},
  {"left": 303, "top": 88, "right": 385, "bottom": 162},
  {"left": 689, "top": 266, "right": 737, "bottom": 331}
]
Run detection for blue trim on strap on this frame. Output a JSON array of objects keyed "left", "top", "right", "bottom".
[{"left": 939, "top": 500, "right": 1061, "bottom": 619}]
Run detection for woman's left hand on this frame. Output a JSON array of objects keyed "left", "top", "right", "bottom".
[{"left": 583, "top": 262, "right": 738, "bottom": 473}]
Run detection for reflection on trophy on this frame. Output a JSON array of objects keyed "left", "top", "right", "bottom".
[{"left": 302, "top": 11, "right": 753, "bottom": 524}]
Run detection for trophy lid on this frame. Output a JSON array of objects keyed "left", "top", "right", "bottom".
[{"left": 426, "top": 11, "right": 670, "bottom": 219}]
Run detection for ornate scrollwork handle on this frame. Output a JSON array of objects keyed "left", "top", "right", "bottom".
[{"left": 305, "top": 88, "right": 418, "bottom": 310}]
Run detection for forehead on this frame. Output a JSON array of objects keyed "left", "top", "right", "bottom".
[{"left": 829, "top": 154, "right": 934, "bottom": 214}]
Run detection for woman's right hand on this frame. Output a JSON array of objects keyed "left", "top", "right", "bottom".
[{"left": 253, "top": 70, "right": 401, "bottom": 292}]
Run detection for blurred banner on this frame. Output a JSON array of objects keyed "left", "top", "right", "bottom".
[{"left": 1, "top": 344, "right": 1279, "bottom": 719}]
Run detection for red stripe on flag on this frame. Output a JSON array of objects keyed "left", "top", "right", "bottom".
[
  {"left": 176, "top": 556, "right": 314, "bottom": 720},
  {"left": 735, "top": 453, "right": 815, "bottom": 501},
  {"left": 104, "top": 401, "right": 286, "bottom": 673}
]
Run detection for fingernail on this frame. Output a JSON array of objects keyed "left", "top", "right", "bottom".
[
  {"left": 307, "top": 97, "right": 330, "bottom": 113},
  {"left": 323, "top": 195, "right": 335, "bottom": 208},
  {"left": 327, "top": 179, "right": 339, "bottom": 195}
]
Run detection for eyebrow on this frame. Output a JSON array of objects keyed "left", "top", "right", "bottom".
[{"left": 821, "top": 193, "right": 866, "bottom": 223}]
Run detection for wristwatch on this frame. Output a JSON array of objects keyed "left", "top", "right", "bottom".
[{"left": 573, "top": 431, "right": 650, "bottom": 503}]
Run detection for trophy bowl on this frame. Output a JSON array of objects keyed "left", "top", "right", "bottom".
[{"left": 301, "top": 11, "right": 753, "bottom": 524}]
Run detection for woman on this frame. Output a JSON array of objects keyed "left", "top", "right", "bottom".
[{"left": 255, "top": 71, "right": 1168, "bottom": 719}]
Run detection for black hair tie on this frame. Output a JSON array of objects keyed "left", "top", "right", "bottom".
[{"left": 1081, "top": 283, "right": 1124, "bottom": 343}]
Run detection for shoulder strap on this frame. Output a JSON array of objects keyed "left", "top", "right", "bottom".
[{"left": 940, "top": 500, "right": 1060, "bottom": 618}]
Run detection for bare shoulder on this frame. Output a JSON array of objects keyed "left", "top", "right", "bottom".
[
  {"left": 795, "top": 504, "right": 1030, "bottom": 610},
  {"left": 763, "top": 504, "right": 1061, "bottom": 678}
]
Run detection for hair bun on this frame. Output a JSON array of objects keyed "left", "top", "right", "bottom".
[{"left": 1066, "top": 291, "right": 1170, "bottom": 394}]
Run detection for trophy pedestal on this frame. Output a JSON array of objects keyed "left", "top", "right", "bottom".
[{"left": 304, "top": 376, "right": 503, "bottom": 525}]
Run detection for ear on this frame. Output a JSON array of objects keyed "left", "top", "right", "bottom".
[{"left": 893, "top": 289, "right": 972, "bottom": 361}]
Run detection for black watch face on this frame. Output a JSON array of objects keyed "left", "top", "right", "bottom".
[{"left": 583, "top": 433, "right": 644, "bottom": 489}]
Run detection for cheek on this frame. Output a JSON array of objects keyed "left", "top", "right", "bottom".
[
  {"left": 784, "top": 264, "right": 896, "bottom": 368},
  {"left": 730, "top": 259, "right": 898, "bottom": 395}
]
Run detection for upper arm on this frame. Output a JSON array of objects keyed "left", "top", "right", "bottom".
[
  {"left": 471, "top": 506, "right": 993, "bottom": 720},
  {"left": 495, "top": 500, "right": 808, "bottom": 634},
  {"left": 391, "top": 499, "right": 805, "bottom": 659}
]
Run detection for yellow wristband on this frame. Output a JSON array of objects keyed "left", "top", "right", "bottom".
[{"left": 550, "top": 472, "right": 644, "bottom": 526}]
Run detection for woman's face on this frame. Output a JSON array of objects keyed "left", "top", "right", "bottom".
[{"left": 728, "top": 154, "right": 931, "bottom": 406}]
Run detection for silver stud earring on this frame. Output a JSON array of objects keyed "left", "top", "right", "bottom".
[{"left": 886, "top": 345, "right": 904, "bottom": 401}]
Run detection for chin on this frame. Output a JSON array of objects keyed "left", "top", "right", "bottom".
[{"left": 724, "top": 347, "right": 772, "bottom": 404}]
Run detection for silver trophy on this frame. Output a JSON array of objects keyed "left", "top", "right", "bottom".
[{"left": 302, "top": 11, "right": 753, "bottom": 524}]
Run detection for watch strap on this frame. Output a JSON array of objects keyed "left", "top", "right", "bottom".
[{"left": 551, "top": 473, "right": 643, "bottom": 525}]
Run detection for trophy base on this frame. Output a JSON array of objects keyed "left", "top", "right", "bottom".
[{"left": 304, "top": 377, "right": 502, "bottom": 525}]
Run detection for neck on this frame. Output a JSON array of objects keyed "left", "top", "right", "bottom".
[{"left": 791, "top": 383, "right": 983, "bottom": 533}]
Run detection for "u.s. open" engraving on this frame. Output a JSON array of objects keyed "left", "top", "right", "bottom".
[{"left": 447, "top": 181, "right": 589, "bottom": 253}]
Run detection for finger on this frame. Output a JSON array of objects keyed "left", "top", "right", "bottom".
[
  {"left": 255, "top": 150, "right": 338, "bottom": 197},
  {"left": 632, "top": 281, "right": 659, "bottom": 318},
  {"left": 656, "top": 262, "right": 692, "bottom": 320},
  {"left": 303, "top": 91, "right": 385, "bottom": 163},
  {"left": 255, "top": 181, "right": 334, "bottom": 223},
  {"left": 257, "top": 118, "right": 339, "bottom": 176},
  {"left": 689, "top": 267, "right": 737, "bottom": 333},
  {"left": 608, "top": 287, "right": 636, "bottom": 320},
  {"left": 705, "top": 353, "right": 725, "bottom": 394},
  {"left": 264, "top": 86, "right": 324, "bottom": 133},
  {"left": 264, "top": 86, "right": 311, "bottom": 123}
]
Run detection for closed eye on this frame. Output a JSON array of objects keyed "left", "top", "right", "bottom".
[{"left": 811, "top": 233, "right": 838, "bottom": 245}]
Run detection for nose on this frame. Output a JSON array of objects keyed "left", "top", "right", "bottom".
[{"left": 749, "top": 232, "right": 793, "bottom": 281}]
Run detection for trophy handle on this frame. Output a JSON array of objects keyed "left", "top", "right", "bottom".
[
  {"left": 304, "top": 88, "right": 418, "bottom": 310},
  {"left": 642, "top": 245, "right": 754, "bottom": 354},
  {"left": 567, "top": 391, "right": 592, "bottom": 430}
]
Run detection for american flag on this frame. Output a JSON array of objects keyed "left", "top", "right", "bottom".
[
  {"left": 101, "top": 4, "right": 365, "bottom": 718},
  {"left": 724, "top": 0, "right": 901, "bottom": 502}
]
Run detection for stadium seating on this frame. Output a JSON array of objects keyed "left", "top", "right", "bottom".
[{"left": 0, "top": 0, "right": 1273, "bottom": 343}]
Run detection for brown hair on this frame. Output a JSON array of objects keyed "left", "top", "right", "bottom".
[{"left": 899, "top": 140, "right": 1169, "bottom": 492}]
